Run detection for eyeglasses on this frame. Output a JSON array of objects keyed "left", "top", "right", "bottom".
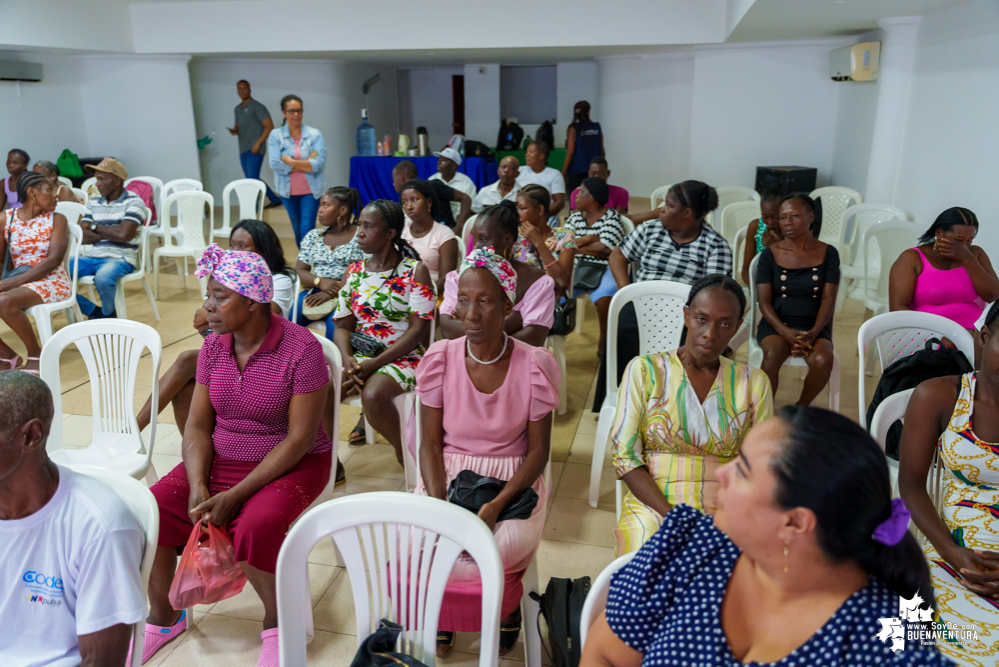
[{"left": 285, "top": 108, "right": 303, "bottom": 115}]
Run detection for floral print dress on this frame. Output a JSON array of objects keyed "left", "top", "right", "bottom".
[
  {"left": 3, "top": 209, "right": 71, "bottom": 303},
  {"left": 513, "top": 226, "right": 576, "bottom": 268},
  {"left": 334, "top": 256, "right": 436, "bottom": 391}
]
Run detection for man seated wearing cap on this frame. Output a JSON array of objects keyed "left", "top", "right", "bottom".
[
  {"left": 569, "top": 156, "right": 629, "bottom": 215},
  {"left": 78, "top": 158, "right": 146, "bottom": 319},
  {"left": 472, "top": 155, "right": 524, "bottom": 213},
  {"left": 429, "top": 147, "right": 477, "bottom": 223},
  {"left": 0, "top": 372, "right": 146, "bottom": 667},
  {"left": 392, "top": 160, "right": 472, "bottom": 229}
]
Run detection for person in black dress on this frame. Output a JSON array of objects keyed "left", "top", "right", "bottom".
[{"left": 756, "top": 194, "right": 839, "bottom": 406}]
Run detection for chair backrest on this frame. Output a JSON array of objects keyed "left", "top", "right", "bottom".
[
  {"left": 276, "top": 492, "right": 504, "bottom": 667},
  {"left": 839, "top": 203, "right": 907, "bottom": 266},
  {"left": 66, "top": 464, "right": 159, "bottom": 667},
  {"left": 719, "top": 201, "right": 761, "bottom": 248},
  {"left": 55, "top": 201, "right": 87, "bottom": 226},
  {"left": 856, "top": 311, "right": 974, "bottom": 421},
  {"left": 619, "top": 214, "right": 636, "bottom": 237},
  {"left": 160, "top": 178, "right": 203, "bottom": 226},
  {"left": 733, "top": 226, "right": 748, "bottom": 284},
  {"left": 580, "top": 552, "right": 635, "bottom": 650},
  {"left": 809, "top": 186, "right": 862, "bottom": 246},
  {"left": 69, "top": 187, "right": 88, "bottom": 205},
  {"left": 461, "top": 214, "right": 478, "bottom": 257},
  {"left": 310, "top": 331, "right": 342, "bottom": 496},
  {"left": 606, "top": 281, "right": 690, "bottom": 396},
  {"left": 221, "top": 178, "right": 266, "bottom": 232},
  {"left": 862, "top": 220, "right": 919, "bottom": 306},
  {"left": 290, "top": 274, "right": 303, "bottom": 321},
  {"left": 40, "top": 320, "right": 163, "bottom": 465},
  {"left": 56, "top": 175, "right": 72, "bottom": 187},
  {"left": 125, "top": 176, "right": 164, "bottom": 216},
  {"left": 649, "top": 184, "right": 674, "bottom": 210},
  {"left": 133, "top": 207, "right": 153, "bottom": 274},
  {"left": 55, "top": 204, "right": 87, "bottom": 302},
  {"left": 81, "top": 176, "right": 96, "bottom": 192},
  {"left": 708, "top": 186, "right": 760, "bottom": 229},
  {"left": 162, "top": 190, "right": 212, "bottom": 250}
]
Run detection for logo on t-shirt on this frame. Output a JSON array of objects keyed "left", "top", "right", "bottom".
[{"left": 22, "top": 570, "right": 65, "bottom": 605}]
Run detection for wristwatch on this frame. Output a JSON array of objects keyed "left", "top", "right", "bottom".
[{"left": 314, "top": 276, "right": 322, "bottom": 288}]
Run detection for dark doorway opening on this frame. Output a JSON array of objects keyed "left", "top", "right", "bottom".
[{"left": 451, "top": 75, "right": 465, "bottom": 136}]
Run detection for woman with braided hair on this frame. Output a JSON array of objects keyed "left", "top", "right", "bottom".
[
  {"left": 333, "top": 199, "right": 436, "bottom": 463},
  {"left": 0, "top": 170, "right": 71, "bottom": 374}
]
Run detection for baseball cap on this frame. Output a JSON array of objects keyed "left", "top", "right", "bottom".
[
  {"left": 85, "top": 157, "right": 128, "bottom": 181},
  {"left": 432, "top": 147, "right": 462, "bottom": 167}
]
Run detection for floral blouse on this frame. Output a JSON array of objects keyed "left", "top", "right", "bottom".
[
  {"left": 334, "top": 256, "right": 436, "bottom": 345},
  {"left": 513, "top": 226, "right": 576, "bottom": 268},
  {"left": 297, "top": 227, "right": 366, "bottom": 280}
]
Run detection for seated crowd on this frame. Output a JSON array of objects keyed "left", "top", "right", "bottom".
[{"left": 2, "top": 125, "right": 996, "bottom": 667}]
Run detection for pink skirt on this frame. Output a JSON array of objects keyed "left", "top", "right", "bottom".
[{"left": 414, "top": 451, "right": 549, "bottom": 632}]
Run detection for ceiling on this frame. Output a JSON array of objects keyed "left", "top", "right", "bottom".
[{"left": 728, "top": 0, "right": 967, "bottom": 42}]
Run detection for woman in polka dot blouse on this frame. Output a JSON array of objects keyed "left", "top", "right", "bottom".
[{"left": 582, "top": 407, "right": 953, "bottom": 667}]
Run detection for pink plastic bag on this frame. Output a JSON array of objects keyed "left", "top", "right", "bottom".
[{"left": 168, "top": 520, "right": 247, "bottom": 609}]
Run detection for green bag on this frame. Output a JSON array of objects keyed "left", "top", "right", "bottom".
[{"left": 56, "top": 149, "right": 84, "bottom": 178}]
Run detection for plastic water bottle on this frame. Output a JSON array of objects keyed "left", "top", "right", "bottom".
[{"left": 356, "top": 109, "right": 377, "bottom": 156}]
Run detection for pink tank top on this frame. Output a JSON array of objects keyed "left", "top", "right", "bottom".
[
  {"left": 289, "top": 137, "right": 311, "bottom": 196},
  {"left": 3, "top": 176, "right": 21, "bottom": 210},
  {"left": 911, "top": 247, "right": 984, "bottom": 329}
]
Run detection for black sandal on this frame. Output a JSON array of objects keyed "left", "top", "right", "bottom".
[
  {"left": 348, "top": 426, "right": 366, "bottom": 446},
  {"left": 436, "top": 631, "right": 455, "bottom": 658},
  {"left": 334, "top": 461, "right": 346, "bottom": 487},
  {"left": 499, "top": 621, "right": 521, "bottom": 656}
]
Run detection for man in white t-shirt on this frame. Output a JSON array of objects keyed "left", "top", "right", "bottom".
[
  {"left": 429, "top": 147, "right": 477, "bottom": 222},
  {"left": 517, "top": 140, "right": 566, "bottom": 225},
  {"left": 0, "top": 372, "right": 146, "bottom": 667},
  {"left": 472, "top": 155, "right": 524, "bottom": 213}
]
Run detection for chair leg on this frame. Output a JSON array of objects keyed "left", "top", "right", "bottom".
[
  {"left": 35, "top": 313, "right": 53, "bottom": 346},
  {"left": 115, "top": 283, "right": 128, "bottom": 320},
  {"left": 589, "top": 406, "right": 615, "bottom": 508},
  {"left": 834, "top": 277, "right": 851, "bottom": 314},
  {"left": 153, "top": 257, "right": 160, "bottom": 299},
  {"left": 364, "top": 412, "right": 376, "bottom": 445},
  {"left": 88, "top": 284, "right": 97, "bottom": 303},
  {"left": 520, "top": 556, "right": 542, "bottom": 667},
  {"left": 144, "top": 464, "right": 159, "bottom": 485},
  {"left": 574, "top": 300, "right": 586, "bottom": 335},
  {"left": 552, "top": 336, "right": 567, "bottom": 416},
  {"left": 829, "top": 352, "right": 841, "bottom": 413},
  {"left": 143, "top": 277, "right": 161, "bottom": 321},
  {"left": 176, "top": 260, "right": 186, "bottom": 289}
]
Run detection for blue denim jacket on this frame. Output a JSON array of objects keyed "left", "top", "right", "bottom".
[{"left": 267, "top": 124, "right": 327, "bottom": 199}]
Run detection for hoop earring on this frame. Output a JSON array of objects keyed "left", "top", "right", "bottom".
[{"left": 783, "top": 541, "right": 789, "bottom": 574}]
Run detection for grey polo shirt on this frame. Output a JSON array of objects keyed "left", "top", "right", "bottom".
[{"left": 234, "top": 99, "right": 271, "bottom": 154}]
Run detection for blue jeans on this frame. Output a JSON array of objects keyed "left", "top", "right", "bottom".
[
  {"left": 75, "top": 256, "right": 135, "bottom": 316},
  {"left": 282, "top": 194, "right": 321, "bottom": 248},
  {"left": 239, "top": 150, "right": 280, "bottom": 203},
  {"left": 295, "top": 289, "right": 336, "bottom": 338}
]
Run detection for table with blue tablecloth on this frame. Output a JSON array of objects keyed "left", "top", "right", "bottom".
[{"left": 349, "top": 156, "right": 497, "bottom": 205}]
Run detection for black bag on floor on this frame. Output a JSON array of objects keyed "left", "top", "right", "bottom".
[
  {"left": 865, "top": 337, "right": 973, "bottom": 459},
  {"left": 350, "top": 619, "right": 429, "bottom": 667},
  {"left": 497, "top": 120, "right": 524, "bottom": 151},
  {"left": 530, "top": 576, "right": 590, "bottom": 667}
]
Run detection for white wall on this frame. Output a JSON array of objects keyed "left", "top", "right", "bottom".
[
  {"left": 894, "top": 0, "right": 999, "bottom": 252},
  {"left": 556, "top": 61, "right": 599, "bottom": 149},
  {"left": 398, "top": 68, "right": 462, "bottom": 151},
  {"left": 76, "top": 56, "right": 200, "bottom": 184},
  {"left": 688, "top": 43, "right": 840, "bottom": 189},
  {"left": 190, "top": 58, "right": 399, "bottom": 201},
  {"left": 1, "top": 0, "right": 133, "bottom": 52},
  {"left": 0, "top": 52, "right": 91, "bottom": 168},
  {"left": 465, "top": 64, "right": 500, "bottom": 145}
]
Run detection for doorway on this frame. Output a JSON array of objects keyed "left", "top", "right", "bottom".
[{"left": 451, "top": 75, "right": 465, "bottom": 136}]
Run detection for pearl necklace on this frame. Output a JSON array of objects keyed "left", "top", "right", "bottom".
[{"left": 467, "top": 333, "right": 509, "bottom": 365}]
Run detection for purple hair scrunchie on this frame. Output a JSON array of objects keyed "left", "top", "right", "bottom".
[
  {"left": 871, "top": 497, "right": 912, "bottom": 546},
  {"left": 195, "top": 243, "right": 274, "bottom": 304}
]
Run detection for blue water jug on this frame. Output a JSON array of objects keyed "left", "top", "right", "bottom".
[{"left": 356, "top": 109, "right": 377, "bottom": 156}]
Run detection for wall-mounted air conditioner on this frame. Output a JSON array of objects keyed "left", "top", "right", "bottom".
[
  {"left": 829, "top": 42, "right": 880, "bottom": 82},
  {"left": 0, "top": 61, "right": 43, "bottom": 82}
]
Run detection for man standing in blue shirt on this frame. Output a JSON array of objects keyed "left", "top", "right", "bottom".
[{"left": 228, "top": 80, "right": 281, "bottom": 208}]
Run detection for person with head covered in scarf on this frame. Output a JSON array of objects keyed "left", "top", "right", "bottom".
[
  {"left": 141, "top": 244, "right": 332, "bottom": 667},
  {"left": 415, "top": 247, "right": 561, "bottom": 658}
]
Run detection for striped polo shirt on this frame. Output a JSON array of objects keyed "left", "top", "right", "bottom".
[{"left": 81, "top": 190, "right": 145, "bottom": 264}]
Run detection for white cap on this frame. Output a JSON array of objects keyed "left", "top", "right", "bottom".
[{"left": 432, "top": 146, "right": 462, "bottom": 167}]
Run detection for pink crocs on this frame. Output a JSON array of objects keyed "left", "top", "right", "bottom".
[
  {"left": 259, "top": 627, "right": 279, "bottom": 667},
  {"left": 129, "top": 609, "right": 187, "bottom": 664}
]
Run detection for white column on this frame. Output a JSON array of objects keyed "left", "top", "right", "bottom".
[{"left": 864, "top": 16, "right": 922, "bottom": 205}]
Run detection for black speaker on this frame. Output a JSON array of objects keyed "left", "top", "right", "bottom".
[{"left": 755, "top": 166, "right": 817, "bottom": 197}]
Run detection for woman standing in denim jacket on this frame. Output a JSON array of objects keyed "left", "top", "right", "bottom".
[{"left": 268, "top": 94, "right": 327, "bottom": 247}]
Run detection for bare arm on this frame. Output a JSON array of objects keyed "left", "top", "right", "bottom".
[
  {"left": 757, "top": 283, "right": 797, "bottom": 346},
  {"left": 478, "top": 413, "right": 552, "bottom": 529},
  {"left": 549, "top": 193, "right": 566, "bottom": 217},
  {"left": 967, "top": 247, "right": 999, "bottom": 302},
  {"left": 808, "top": 279, "right": 838, "bottom": 339},
  {"left": 439, "top": 312, "right": 465, "bottom": 340},
  {"left": 435, "top": 238, "right": 459, "bottom": 296},
  {"left": 561, "top": 127, "right": 576, "bottom": 175},
  {"left": 0, "top": 186, "right": 7, "bottom": 211},
  {"left": 181, "top": 382, "right": 218, "bottom": 497},
  {"left": 888, "top": 249, "right": 920, "bottom": 312},
  {"left": 419, "top": 402, "right": 448, "bottom": 499},
  {"left": 89, "top": 219, "right": 139, "bottom": 244},
  {"left": 579, "top": 612, "right": 643, "bottom": 667},
  {"left": 576, "top": 240, "right": 611, "bottom": 258},
  {"left": 609, "top": 247, "right": 632, "bottom": 290},
  {"left": 253, "top": 117, "right": 275, "bottom": 153},
  {"left": 452, "top": 190, "right": 473, "bottom": 228},
  {"left": 78, "top": 623, "right": 133, "bottom": 667},
  {"left": 741, "top": 220, "right": 760, "bottom": 286},
  {"left": 628, "top": 209, "right": 662, "bottom": 224},
  {"left": 621, "top": 466, "right": 671, "bottom": 517},
  {"left": 281, "top": 156, "right": 314, "bottom": 173}
]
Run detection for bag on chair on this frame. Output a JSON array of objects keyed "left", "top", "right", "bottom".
[
  {"left": 529, "top": 576, "right": 591, "bottom": 667},
  {"left": 350, "top": 619, "right": 430, "bottom": 667},
  {"left": 168, "top": 520, "right": 247, "bottom": 609},
  {"left": 550, "top": 298, "right": 577, "bottom": 337},
  {"left": 572, "top": 259, "right": 606, "bottom": 293}
]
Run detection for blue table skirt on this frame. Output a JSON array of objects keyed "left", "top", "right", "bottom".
[{"left": 349, "top": 156, "right": 497, "bottom": 206}]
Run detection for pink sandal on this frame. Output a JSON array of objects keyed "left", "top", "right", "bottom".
[
  {"left": 259, "top": 627, "right": 279, "bottom": 667},
  {"left": 21, "top": 356, "right": 40, "bottom": 377},
  {"left": 130, "top": 609, "right": 187, "bottom": 664},
  {"left": 0, "top": 354, "right": 21, "bottom": 371}
]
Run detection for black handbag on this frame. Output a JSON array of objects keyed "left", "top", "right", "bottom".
[
  {"left": 350, "top": 618, "right": 429, "bottom": 667},
  {"left": 550, "top": 298, "right": 577, "bottom": 337},
  {"left": 350, "top": 331, "right": 388, "bottom": 358},
  {"left": 572, "top": 259, "right": 606, "bottom": 292},
  {"left": 447, "top": 470, "right": 539, "bottom": 522}
]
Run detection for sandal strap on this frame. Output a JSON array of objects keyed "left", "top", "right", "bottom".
[
  {"left": 436, "top": 633, "right": 454, "bottom": 643},
  {"left": 500, "top": 625, "right": 522, "bottom": 632}
]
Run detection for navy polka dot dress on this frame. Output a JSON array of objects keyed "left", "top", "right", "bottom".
[{"left": 605, "top": 505, "right": 954, "bottom": 666}]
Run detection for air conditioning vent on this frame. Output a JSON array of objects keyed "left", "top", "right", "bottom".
[
  {"left": 0, "top": 60, "right": 43, "bottom": 82},
  {"left": 829, "top": 42, "right": 880, "bottom": 82}
]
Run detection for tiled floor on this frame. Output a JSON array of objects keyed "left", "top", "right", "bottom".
[{"left": 26, "top": 201, "right": 883, "bottom": 665}]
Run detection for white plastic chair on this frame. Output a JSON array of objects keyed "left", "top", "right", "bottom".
[
  {"left": 69, "top": 187, "right": 88, "bottom": 205},
  {"left": 747, "top": 255, "right": 841, "bottom": 411},
  {"left": 708, "top": 187, "right": 760, "bottom": 230},
  {"left": 310, "top": 332, "right": 343, "bottom": 501},
  {"left": 546, "top": 334, "right": 568, "bottom": 415},
  {"left": 580, "top": 553, "right": 635, "bottom": 650},
  {"left": 153, "top": 190, "right": 212, "bottom": 297},
  {"left": 26, "top": 219, "right": 83, "bottom": 345},
  {"left": 809, "top": 186, "right": 862, "bottom": 248},
  {"left": 79, "top": 206, "right": 161, "bottom": 321},
  {"left": 66, "top": 465, "right": 159, "bottom": 667},
  {"left": 649, "top": 184, "right": 674, "bottom": 211},
  {"left": 854, "top": 219, "right": 921, "bottom": 317},
  {"left": 857, "top": 311, "right": 974, "bottom": 422},
  {"left": 589, "top": 280, "right": 690, "bottom": 508},
  {"left": 39, "top": 320, "right": 163, "bottom": 481},
  {"left": 718, "top": 201, "right": 761, "bottom": 250},
  {"left": 276, "top": 492, "right": 504, "bottom": 667},
  {"left": 56, "top": 175, "right": 72, "bottom": 187},
  {"left": 869, "top": 389, "right": 913, "bottom": 498},
  {"left": 55, "top": 200, "right": 87, "bottom": 226},
  {"left": 727, "top": 226, "right": 752, "bottom": 355},
  {"left": 834, "top": 204, "right": 907, "bottom": 313},
  {"left": 81, "top": 176, "right": 97, "bottom": 193},
  {"left": 461, "top": 214, "right": 478, "bottom": 258},
  {"left": 148, "top": 178, "right": 203, "bottom": 276},
  {"left": 124, "top": 176, "right": 164, "bottom": 219},
  {"left": 214, "top": 178, "right": 266, "bottom": 241},
  {"left": 289, "top": 273, "right": 303, "bottom": 322}
]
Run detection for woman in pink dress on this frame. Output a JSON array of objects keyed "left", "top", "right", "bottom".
[
  {"left": 416, "top": 247, "right": 560, "bottom": 657},
  {"left": 440, "top": 200, "right": 555, "bottom": 347}
]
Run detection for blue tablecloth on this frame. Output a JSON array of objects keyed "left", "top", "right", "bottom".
[{"left": 349, "top": 156, "right": 497, "bottom": 206}]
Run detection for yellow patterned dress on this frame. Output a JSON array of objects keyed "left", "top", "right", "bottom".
[
  {"left": 610, "top": 351, "right": 772, "bottom": 555},
  {"left": 924, "top": 372, "right": 999, "bottom": 666}
]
